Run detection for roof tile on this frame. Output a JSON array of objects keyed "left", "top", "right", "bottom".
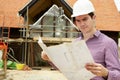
[{"left": 0, "top": 0, "right": 29, "bottom": 28}]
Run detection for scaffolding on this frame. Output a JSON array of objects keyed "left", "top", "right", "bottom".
[
  {"left": 0, "top": 14, "right": 10, "bottom": 79},
  {"left": 28, "top": 5, "right": 79, "bottom": 41},
  {"left": 18, "top": 4, "right": 80, "bottom": 67}
]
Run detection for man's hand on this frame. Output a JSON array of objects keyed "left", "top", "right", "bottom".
[
  {"left": 85, "top": 63, "right": 108, "bottom": 77},
  {"left": 41, "top": 51, "right": 50, "bottom": 61},
  {"left": 22, "top": 65, "right": 32, "bottom": 71}
]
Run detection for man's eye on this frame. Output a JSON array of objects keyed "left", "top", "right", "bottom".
[
  {"left": 76, "top": 20, "right": 80, "bottom": 22},
  {"left": 83, "top": 18, "right": 88, "bottom": 21}
]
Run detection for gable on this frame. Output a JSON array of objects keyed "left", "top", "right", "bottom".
[
  {"left": 29, "top": 5, "right": 79, "bottom": 39},
  {"left": 19, "top": 0, "right": 72, "bottom": 24}
]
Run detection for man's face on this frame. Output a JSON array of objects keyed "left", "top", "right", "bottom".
[{"left": 74, "top": 14, "right": 96, "bottom": 34}]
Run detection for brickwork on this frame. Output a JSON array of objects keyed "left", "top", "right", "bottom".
[{"left": 0, "top": 0, "right": 29, "bottom": 28}]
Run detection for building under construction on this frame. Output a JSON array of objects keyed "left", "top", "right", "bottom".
[
  {"left": 0, "top": 0, "right": 120, "bottom": 79},
  {"left": 0, "top": 0, "right": 120, "bottom": 69}
]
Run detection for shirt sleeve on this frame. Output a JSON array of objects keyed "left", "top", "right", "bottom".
[{"left": 105, "top": 40, "right": 120, "bottom": 80}]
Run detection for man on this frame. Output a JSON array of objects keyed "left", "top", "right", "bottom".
[{"left": 41, "top": 0, "right": 120, "bottom": 80}]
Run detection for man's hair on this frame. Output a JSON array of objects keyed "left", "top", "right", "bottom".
[
  {"left": 72, "top": 12, "right": 95, "bottom": 22},
  {"left": 88, "top": 12, "right": 94, "bottom": 18}
]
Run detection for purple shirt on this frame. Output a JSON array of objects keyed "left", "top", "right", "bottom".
[{"left": 76, "top": 30, "right": 120, "bottom": 80}]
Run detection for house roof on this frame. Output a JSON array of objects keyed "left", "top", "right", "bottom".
[
  {"left": 67, "top": 0, "right": 120, "bottom": 31},
  {"left": 0, "top": 0, "right": 29, "bottom": 28},
  {"left": 0, "top": 0, "right": 120, "bottom": 31},
  {"left": 18, "top": 0, "right": 72, "bottom": 23}
]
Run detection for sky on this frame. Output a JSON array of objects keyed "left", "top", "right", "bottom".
[{"left": 114, "top": 0, "right": 120, "bottom": 11}]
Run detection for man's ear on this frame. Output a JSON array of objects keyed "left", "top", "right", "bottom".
[{"left": 92, "top": 15, "right": 96, "bottom": 20}]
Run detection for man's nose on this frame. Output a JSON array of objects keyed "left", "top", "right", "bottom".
[{"left": 80, "top": 21, "right": 85, "bottom": 26}]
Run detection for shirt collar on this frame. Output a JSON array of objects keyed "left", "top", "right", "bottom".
[
  {"left": 79, "top": 30, "right": 101, "bottom": 39},
  {"left": 94, "top": 30, "right": 101, "bottom": 38}
]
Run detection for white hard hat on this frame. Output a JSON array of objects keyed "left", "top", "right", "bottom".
[{"left": 71, "top": 0, "right": 95, "bottom": 17}]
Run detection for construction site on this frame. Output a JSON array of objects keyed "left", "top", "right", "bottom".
[{"left": 0, "top": 0, "right": 120, "bottom": 80}]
